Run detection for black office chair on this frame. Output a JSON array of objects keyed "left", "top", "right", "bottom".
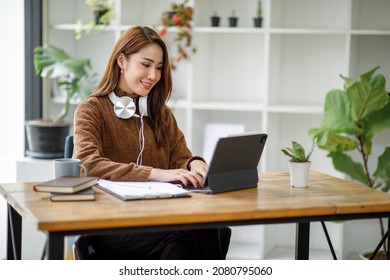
[
  {"left": 73, "top": 229, "right": 231, "bottom": 259},
  {"left": 73, "top": 227, "right": 232, "bottom": 260},
  {"left": 64, "top": 134, "right": 74, "bottom": 159},
  {"left": 73, "top": 227, "right": 231, "bottom": 260},
  {"left": 65, "top": 135, "right": 231, "bottom": 259}
]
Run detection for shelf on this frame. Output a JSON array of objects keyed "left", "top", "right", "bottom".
[
  {"left": 269, "top": 28, "right": 347, "bottom": 35},
  {"left": 192, "top": 101, "right": 264, "bottom": 112},
  {"left": 52, "top": 23, "right": 117, "bottom": 31},
  {"left": 266, "top": 105, "right": 323, "bottom": 114},
  {"left": 350, "top": 29, "right": 390, "bottom": 36},
  {"left": 52, "top": 25, "right": 390, "bottom": 37},
  {"left": 194, "top": 26, "right": 265, "bottom": 34}
]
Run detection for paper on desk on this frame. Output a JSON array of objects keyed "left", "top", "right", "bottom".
[{"left": 97, "top": 179, "right": 191, "bottom": 200}]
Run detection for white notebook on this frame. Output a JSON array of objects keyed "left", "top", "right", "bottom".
[{"left": 97, "top": 179, "right": 191, "bottom": 200}]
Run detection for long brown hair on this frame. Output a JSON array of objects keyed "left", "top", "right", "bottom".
[{"left": 93, "top": 26, "right": 173, "bottom": 146}]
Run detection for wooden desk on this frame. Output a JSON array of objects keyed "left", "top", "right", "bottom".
[{"left": 2, "top": 171, "right": 390, "bottom": 260}]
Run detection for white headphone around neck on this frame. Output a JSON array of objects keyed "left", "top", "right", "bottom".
[
  {"left": 108, "top": 92, "right": 148, "bottom": 119},
  {"left": 108, "top": 91, "right": 148, "bottom": 165}
]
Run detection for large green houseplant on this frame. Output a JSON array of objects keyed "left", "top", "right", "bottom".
[
  {"left": 33, "top": 44, "right": 97, "bottom": 121},
  {"left": 309, "top": 66, "right": 390, "bottom": 258},
  {"left": 25, "top": 44, "right": 97, "bottom": 159}
]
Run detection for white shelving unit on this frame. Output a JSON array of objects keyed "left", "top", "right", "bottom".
[{"left": 34, "top": 0, "right": 390, "bottom": 259}]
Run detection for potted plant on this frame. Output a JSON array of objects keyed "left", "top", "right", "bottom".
[
  {"left": 309, "top": 66, "right": 390, "bottom": 259},
  {"left": 228, "top": 9, "right": 238, "bottom": 27},
  {"left": 211, "top": 11, "right": 220, "bottom": 27},
  {"left": 281, "top": 140, "right": 315, "bottom": 188},
  {"left": 159, "top": 0, "right": 196, "bottom": 70},
  {"left": 75, "top": 0, "right": 116, "bottom": 40},
  {"left": 254, "top": 0, "right": 263, "bottom": 28},
  {"left": 25, "top": 44, "right": 97, "bottom": 159}
]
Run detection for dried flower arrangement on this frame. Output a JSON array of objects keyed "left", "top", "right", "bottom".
[{"left": 159, "top": 0, "right": 196, "bottom": 70}]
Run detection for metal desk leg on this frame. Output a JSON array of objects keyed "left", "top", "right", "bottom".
[
  {"left": 371, "top": 217, "right": 390, "bottom": 260},
  {"left": 368, "top": 218, "right": 390, "bottom": 259},
  {"left": 388, "top": 218, "right": 390, "bottom": 260},
  {"left": 295, "top": 222, "right": 310, "bottom": 260},
  {"left": 7, "top": 204, "right": 22, "bottom": 260},
  {"left": 46, "top": 232, "right": 65, "bottom": 260},
  {"left": 321, "top": 221, "right": 337, "bottom": 260}
]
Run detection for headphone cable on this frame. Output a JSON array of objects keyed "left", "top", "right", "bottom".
[{"left": 136, "top": 115, "right": 145, "bottom": 165}]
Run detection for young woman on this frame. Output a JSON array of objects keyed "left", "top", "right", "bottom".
[{"left": 73, "top": 26, "right": 229, "bottom": 259}]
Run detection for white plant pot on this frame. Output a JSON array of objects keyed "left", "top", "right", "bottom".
[
  {"left": 288, "top": 161, "right": 311, "bottom": 188},
  {"left": 359, "top": 249, "right": 371, "bottom": 260}
]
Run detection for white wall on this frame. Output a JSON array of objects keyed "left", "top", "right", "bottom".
[{"left": 0, "top": 0, "right": 25, "bottom": 259}]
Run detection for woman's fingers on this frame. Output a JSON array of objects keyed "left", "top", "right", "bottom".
[{"left": 180, "top": 170, "right": 204, "bottom": 188}]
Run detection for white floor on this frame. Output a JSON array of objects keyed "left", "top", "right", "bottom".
[{"left": 227, "top": 243, "right": 362, "bottom": 260}]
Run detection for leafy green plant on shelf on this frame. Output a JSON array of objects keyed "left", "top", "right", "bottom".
[
  {"left": 34, "top": 44, "right": 97, "bottom": 121},
  {"left": 309, "top": 66, "right": 390, "bottom": 258},
  {"left": 75, "top": 0, "right": 116, "bottom": 40}
]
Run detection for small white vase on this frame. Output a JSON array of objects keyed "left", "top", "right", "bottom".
[{"left": 288, "top": 161, "right": 311, "bottom": 188}]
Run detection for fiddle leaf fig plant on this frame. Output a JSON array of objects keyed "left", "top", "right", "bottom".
[
  {"left": 309, "top": 66, "right": 390, "bottom": 257},
  {"left": 309, "top": 66, "right": 390, "bottom": 191},
  {"left": 281, "top": 139, "right": 315, "bottom": 162}
]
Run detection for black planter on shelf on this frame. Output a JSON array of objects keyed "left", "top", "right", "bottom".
[
  {"left": 211, "top": 16, "right": 220, "bottom": 27},
  {"left": 25, "top": 120, "right": 71, "bottom": 159},
  {"left": 254, "top": 17, "right": 263, "bottom": 28},
  {"left": 228, "top": 17, "right": 238, "bottom": 27}
]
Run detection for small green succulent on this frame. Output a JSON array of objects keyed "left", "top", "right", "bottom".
[{"left": 281, "top": 140, "right": 316, "bottom": 162}]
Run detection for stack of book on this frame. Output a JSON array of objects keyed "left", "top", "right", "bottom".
[{"left": 34, "top": 176, "right": 98, "bottom": 202}]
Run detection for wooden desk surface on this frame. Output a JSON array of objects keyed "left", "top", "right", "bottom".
[{"left": 1, "top": 171, "right": 390, "bottom": 232}]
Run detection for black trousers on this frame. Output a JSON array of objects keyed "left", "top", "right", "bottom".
[{"left": 88, "top": 228, "right": 227, "bottom": 260}]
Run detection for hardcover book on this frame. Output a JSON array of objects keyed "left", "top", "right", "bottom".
[
  {"left": 34, "top": 176, "right": 98, "bottom": 193},
  {"left": 50, "top": 188, "right": 96, "bottom": 202}
]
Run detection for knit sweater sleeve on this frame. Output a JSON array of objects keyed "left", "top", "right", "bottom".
[
  {"left": 163, "top": 107, "right": 206, "bottom": 170},
  {"left": 164, "top": 108, "right": 192, "bottom": 169},
  {"left": 73, "top": 97, "right": 152, "bottom": 181}
]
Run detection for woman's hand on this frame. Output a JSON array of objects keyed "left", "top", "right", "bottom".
[
  {"left": 148, "top": 165, "right": 207, "bottom": 188},
  {"left": 188, "top": 159, "right": 208, "bottom": 178}
]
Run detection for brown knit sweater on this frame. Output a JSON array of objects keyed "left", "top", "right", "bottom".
[{"left": 73, "top": 91, "right": 194, "bottom": 181}]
